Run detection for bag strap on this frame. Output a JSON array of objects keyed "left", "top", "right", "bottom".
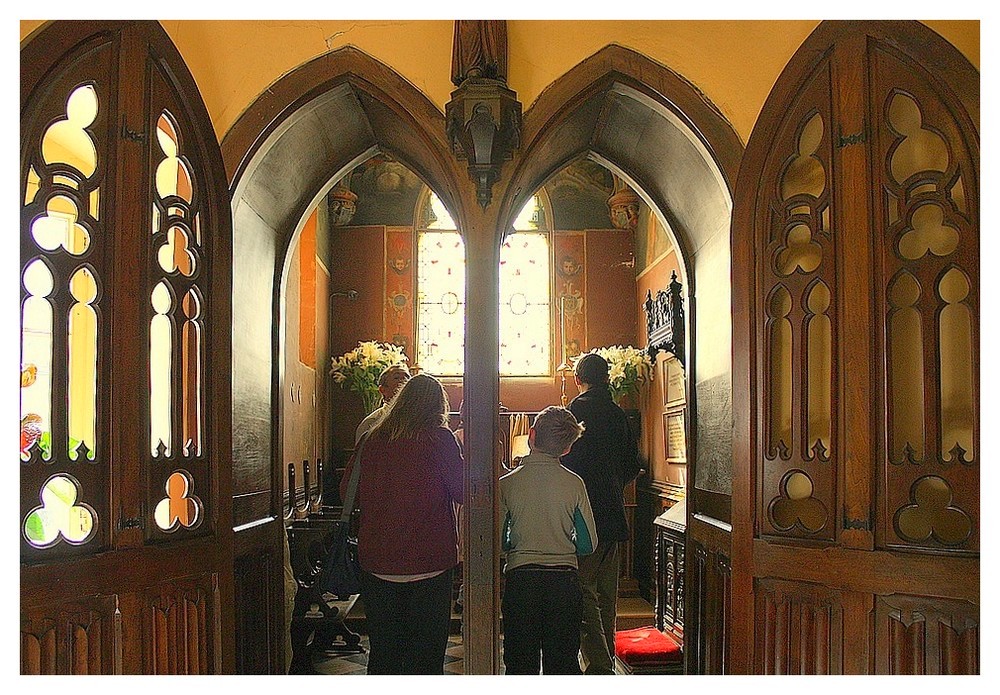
[{"left": 340, "top": 434, "right": 368, "bottom": 523}]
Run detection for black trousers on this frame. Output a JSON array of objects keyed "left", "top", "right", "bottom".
[
  {"left": 501, "top": 565, "right": 583, "bottom": 675},
  {"left": 359, "top": 568, "right": 454, "bottom": 675}
]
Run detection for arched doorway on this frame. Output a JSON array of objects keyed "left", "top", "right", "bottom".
[
  {"left": 501, "top": 44, "right": 743, "bottom": 673},
  {"left": 221, "top": 47, "right": 465, "bottom": 673},
  {"left": 223, "top": 42, "right": 743, "bottom": 674}
]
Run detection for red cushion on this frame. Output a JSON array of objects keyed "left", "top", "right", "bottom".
[{"left": 615, "top": 626, "right": 682, "bottom": 666}]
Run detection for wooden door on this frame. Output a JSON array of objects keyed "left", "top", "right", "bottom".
[
  {"left": 20, "top": 21, "right": 233, "bottom": 674},
  {"left": 731, "top": 21, "right": 978, "bottom": 674}
]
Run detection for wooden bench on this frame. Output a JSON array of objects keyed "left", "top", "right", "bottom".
[{"left": 286, "top": 513, "right": 364, "bottom": 674}]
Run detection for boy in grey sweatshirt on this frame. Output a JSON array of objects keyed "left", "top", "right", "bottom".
[{"left": 499, "top": 406, "right": 598, "bottom": 674}]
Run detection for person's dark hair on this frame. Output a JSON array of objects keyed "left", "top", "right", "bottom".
[
  {"left": 531, "top": 406, "right": 585, "bottom": 456},
  {"left": 370, "top": 373, "right": 449, "bottom": 442},
  {"left": 574, "top": 352, "right": 609, "bottom": 386}
]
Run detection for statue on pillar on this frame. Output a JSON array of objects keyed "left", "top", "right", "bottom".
[
  {"left": 452, "top": 20, "right": 508, "bottom": 86},
  {"left": 446, "top": 19, "right": 520, "bottom": 208}
]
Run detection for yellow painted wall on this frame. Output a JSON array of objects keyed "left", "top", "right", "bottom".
[{"left": 21, "top": 19, "right": 978, "bottom": 145}]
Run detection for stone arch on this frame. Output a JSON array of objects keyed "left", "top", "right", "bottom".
[
  {"left": 220, "top": 49, "right": 472, "bottom": 665},
  {"left": 505, "top": 44, "right": 742, "bottom": 267},
  {"left": 221, "top": 50, "right": 467, "bottom": 391},
  {"left": 501, "top": 43, "right": 743, "bottom": 498},
  {"left": 222, "top": 40, "right": 744, "bottom": 674}
]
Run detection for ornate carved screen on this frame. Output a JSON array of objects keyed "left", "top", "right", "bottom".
[
  {"left": 731, "top": 21, "right": 978, "bottom": 675},
  {"left": 20, "top": 21, "right": 232, "bottom": 674},
  {"left": 644, "top": 270, "right": 686, "bottom": 367},
  {"left": 870, "top": 46, "right": 979, "bottom": 554}
]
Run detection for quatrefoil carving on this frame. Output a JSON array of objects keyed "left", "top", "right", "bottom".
[
  {"left": 154, "top": 471, "right": 202, "bottom": 531},
  {"left": 897, "top": 203, "right": 959, "bottom": 260},
  {"left": 31, "top": 195, "right": 91, "bottom": 255},
  {"left": 769, "top": 471, "right": 827, "bottom": 533},
  {"left": 776, "top": 223, "right": 822, "bottom": 275},
  {"left": 157, "top": 226, "right": 196, "bottom": 276},
  {"left": 23, "top": 475, "right": 96, "bottom": 548},
  {"left": 894, "top": 476, "right": 971, "bottom": 545}
]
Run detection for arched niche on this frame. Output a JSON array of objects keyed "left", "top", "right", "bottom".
[
  {"left": 506, "top": 44, "right": 743, "bottom": 498},
  {"left": 221, "top": 45, "right": 464, "bottom": 550},
  {"left": 222, "top": 40, "right": 743, "bottom": 675}
]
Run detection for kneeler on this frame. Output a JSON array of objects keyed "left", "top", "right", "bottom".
[{"left": 614, "top": 626, "right": 683, "bottom": 675}]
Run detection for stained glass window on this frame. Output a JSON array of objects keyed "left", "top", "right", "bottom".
[
  {"left": 415, "top": 191, "right": 551, "bottom": 377},
  {"left": 417, "top": 227, "right": 466, "bottom": 377},
  {"left": 501, "top": 196, "right": 550, "bottom": 375}
]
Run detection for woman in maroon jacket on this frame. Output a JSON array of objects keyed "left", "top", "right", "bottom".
[{"left": 341, "top": 373, "right": 464, "bottom": 674}]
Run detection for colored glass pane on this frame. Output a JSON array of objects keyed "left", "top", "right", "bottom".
[
  {"left": 500, "top": 232, "right": 550, "bottom": 375},
  {"left": 416, "top": 230, "right": 465, "bottom": 376}
]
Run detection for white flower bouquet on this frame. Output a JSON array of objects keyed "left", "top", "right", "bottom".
[
  {"left": 330, "top": 341, "right": 408, "bottom": 415},
  {"left": 585, "top": 345, "right": 654, "bottom": 406}
]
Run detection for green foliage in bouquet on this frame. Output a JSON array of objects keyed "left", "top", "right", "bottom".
[
  {"left": 330, "top": 341, "right": 408, "bottom": 415},
  {"left": 583, "top": 345, "right": 654, "bottom": 405}
]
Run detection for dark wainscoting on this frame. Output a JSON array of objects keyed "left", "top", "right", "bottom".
[
  {"left": 636, "top": 478, "right": 685, "bottom": 601},
  {"left": 234, "top": 520, "right": 284, "bottom": 674},
  {"left": 686, "top": 508, "right": 731, "bottom": 675}
]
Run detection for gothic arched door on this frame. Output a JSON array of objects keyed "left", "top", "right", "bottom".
[
  {"left": 731, "top": 21, "right": 978, "bottom": 674},
  {"left": 20, "top": 21, "right": 234, "bottom": 674}
]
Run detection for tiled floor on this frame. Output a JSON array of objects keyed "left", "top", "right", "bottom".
[
  {"left": 309, "top": 594, "right": 652, "bottom": 675},
  {"left": 310, "top": 633, "right": 476, "bottom": 675}
]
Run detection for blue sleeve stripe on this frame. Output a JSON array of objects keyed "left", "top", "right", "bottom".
[{"left": 573, "top": 507, "right": 594, "bottom": 555}]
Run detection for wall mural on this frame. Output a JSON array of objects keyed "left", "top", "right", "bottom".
[
  {"left": 553, "top": 233, "right": 586, "bottom": 362},
  {"left": 546, "top": 159, "right": 615, "bottom": 230},
  {"left": 385, "top": 227, "right": 414, "bottom": 358},
  {"left": 635, "top": 207, "right": 672, "bottom": 274},
  {"left": 345, "top": 155, "right": 424, "bottom": 227}
]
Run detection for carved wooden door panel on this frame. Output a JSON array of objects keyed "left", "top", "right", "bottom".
[
  {"left": 20, "top": 21, "right": 233, "bottom": 674},
  {"left": 731, "top": 21, "right": 978, "bottom": 674}
]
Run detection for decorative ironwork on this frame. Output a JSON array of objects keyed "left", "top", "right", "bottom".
[{"left": 836, "top": 127, "right": 868, "bottom": 148}]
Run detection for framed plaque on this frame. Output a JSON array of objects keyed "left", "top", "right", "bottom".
[
  {"left": 662, "top": 355, "right": 686, "bottom": 407},
  {"left": 663, "top": 408, "right": 687, "bottom": 464}
]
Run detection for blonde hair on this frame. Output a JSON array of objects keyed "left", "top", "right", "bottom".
[
  {"left": 531, "top": 406, "right": 585, "bottom": 457},
  {"left": 378, "top": 363, "right": 410, "bottom": 387},
  {"left": 369, "top": 373, "right": 450, "bottom": 442}
]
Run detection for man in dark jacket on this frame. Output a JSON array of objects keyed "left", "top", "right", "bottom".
[{"left": 561, "top": 352, "right": 640, "bottom": 674}]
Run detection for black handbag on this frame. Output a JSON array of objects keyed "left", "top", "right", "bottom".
[{"left": 318, "top": 436, "right": 367, "bottom": 598}]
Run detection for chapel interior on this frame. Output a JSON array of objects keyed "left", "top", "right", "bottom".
[{"left": 18, "top": 18, "right": 980, "bottom": 676}]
